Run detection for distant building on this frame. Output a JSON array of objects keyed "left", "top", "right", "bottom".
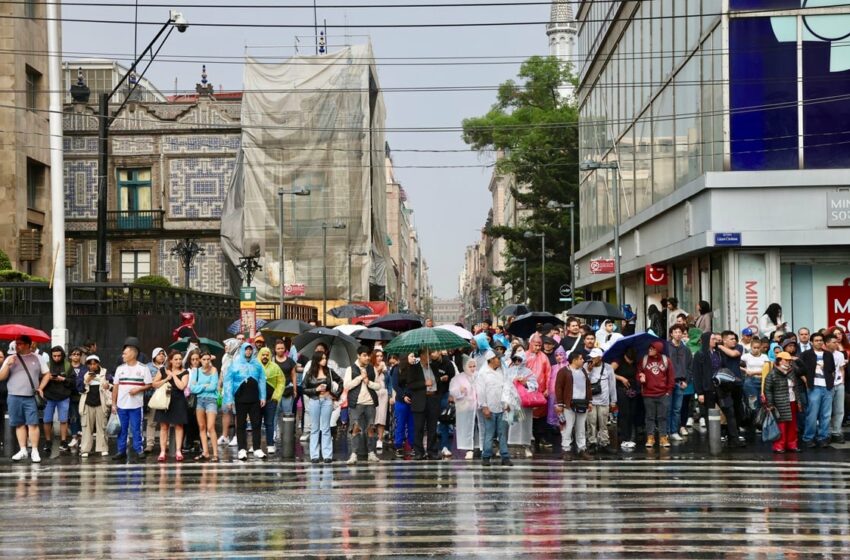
[
  {"left": 547, "top": 0, "right": 577, "bottom": 99},
  {"left": 431, "top": 298, "right": 463, "bottom": 325}
]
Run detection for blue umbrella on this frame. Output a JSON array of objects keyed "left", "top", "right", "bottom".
[
  {"left": 227, "top": 318, "right": 268, "bottom": 335},
  {"left": 602, "top": 332, "right": 665, "bottom": 364}
]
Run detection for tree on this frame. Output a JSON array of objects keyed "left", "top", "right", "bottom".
[{"left": 462, "top": 56, "right": 579, "bottom": 313}]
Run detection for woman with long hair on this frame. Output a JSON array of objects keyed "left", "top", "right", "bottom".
[
  {"left": 190, "top": 351, "right": 219, "bottom": 462},
  {"left": 301, "top": 351, "right": 343, "bottom": 464},
  {"left": 152, "top": 350, "right": 190, "bottom": 462},
  {"left": 695, "top": 301, "right": 713, "bottom": 333},
  {"left": 830, "top": 326, "right": 849, "bottom": 443},
  {"left": 371, "top": 349, "right": 389, "bottom": 451},
  {"left": 759, "top": 303, "right": 787, "bottom": 339}
]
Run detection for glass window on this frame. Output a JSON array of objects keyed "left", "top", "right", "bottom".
[
  {"left": 687, "top": 0, "right": 701, "bottom": 50},
  {"left": 652, "top": 87, "right": 674, "bottom": 202},
  {"left": 712, "top": 30, "right": 724, "bottom": 172},
  {"left": 675, "top": 55, "right": 701, "bottom": 189},
  {"left": 27, "top": 159, "right": 44, "bottom": 209},
  {"left": 596, "top": 167, "right": 609, "bottom": 237},
  {"left": 674, "top": 0, "right": 686, "bottom": 65},
  {"left": 121, "top": 251, "right": 151, "bottom": 283},
  {"left": 117, "top": 168, "right": 152, "bottom": 212},
  {"left": 662, "top": 0, "right": 673, "bottom": 80},
  {"left": 635, "top": 111, "right": 653, "bottom": 213},
  {"left": 642, "top": 6, "right": 651, "bottom": 106},
  {"left": 25, "top": 66, "right": 39, "bottom": 112},
  {"left": 651, "top": 0, "right": 662, "bottom": 88},
  {"left": 701, "top": 38, "right": 715, "bottom": 173}
]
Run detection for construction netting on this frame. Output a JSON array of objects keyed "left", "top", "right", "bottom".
[{"left": 221, "top": 43, "right": 391, "bottom": 303}]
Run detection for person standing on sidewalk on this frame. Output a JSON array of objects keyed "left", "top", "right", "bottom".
[
  {"left": 475, "top": 350, "right": 512, "bottom": 467},
  {"left": 429, "top": 349, "right": 456, "bottom": 458},
  {"left": 111, "top": 337, "right": 152, "bottom": 462},
  {"left": 799, "top": 332, "right": 836, "bottom": 448},
  {"left": 257, "top": 347, "right": 285, "bottom": 456},
  {"left": 78, "top": 355, "right": 112, "bottom": 458},
  {"left": 0, "top": 336, "right": 47, "bottom": 463},
  {"left": 39, "top": 346, "right": 76, "bottom": 455},
  {"left": 585, "top": 348, "right": 616, "bottom": 453},
  {"left": 829, "top": 327, "right": 848, "bottom": 444},
  {"left": 388, "top": 354, "right": 415, "bottom": 457},
  {"left": 144, "top": 347, "right": 167, "bottom": 453},
  {"left": 666, "top": 326, "right": 693, "bottom": 443},
  {"left": 638, "top": 341, "right": 674, "bottom": 449},
  {"left": 763, "top": 351, "right": 803, "bottom": 453},
  {"left": 612, "top": 348, "right": 641, "bottom": 450},
  {"left": 344, "top": 346, "right": 383, "bottom": 464},
  {"left": 66, "top": 347, "right": 86, "bottom": 451},
  {"left": 555, "top": 352, "right": 592, "bottom": 461}
]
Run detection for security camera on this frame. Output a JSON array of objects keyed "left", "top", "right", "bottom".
[{"left": 169, "top": 10, "right": 188, "bottom": 33}]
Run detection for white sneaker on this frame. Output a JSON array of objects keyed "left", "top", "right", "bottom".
[
  {"left": 376, "top": 440, "right": 383, "bottom": 450},
  {"left": 237, "top": 449, "right": 248, "bottom": 460},
  {"left": 229, "top": 436, "right": 238, "bottom": 447},
  {"left": 30, "top": 449, "right": 41, "bottom": 463},
  {"left": 267, "top": 445, "right": 276, "bottom": 454},
  {"left": 620, "top": 441, "right": 631, "bottom": 450},
  {"left": 686, "top": 417, "right": 695, "bottom": 428},
  {"left": 80, "top": 452, "right": 89, "bottom": 458},
  {"left": 465, "top": 451, "right": 473, "bottom": 460},
  {"left": 11, "top": 449, "right": 27, "bottom": 462},
  {"left": 367, "top": 452, "right": 380, "bottom": 462},
  {"left": 671, "top": 433, "right": 683, "bottom": 442},
  {"left": 299, "top": 434, "right": 310, "bottom": 442},
  {"left": 346, "top": 453, "right": 358, "bottom": 465},
  {"left": 69, "top": 438, "right": 79, "bottom": 449},
  {"left": 679, "top": 427, "right": 689, "bottom": 437},
  {"left": 441, "top": 446, "right": 452, "bottom": 458},
  {"left": 217, "top": 436, "right": 228, "bottom": 445},
  {"left": 101, "top": 451, "right": 109, "bottom": 457},
  {"left": 699, "top": 417, "right": 706, "bottom": 428},
  {"left": 524, "top": 447, "right": 534, "bottom": 458},
  {"left": 253, "top": 449, "right": 266, "bottom": 459}
]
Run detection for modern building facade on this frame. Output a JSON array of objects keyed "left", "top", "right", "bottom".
[{"left": 575, "top": 0, "right": 850, "bottom": 332}]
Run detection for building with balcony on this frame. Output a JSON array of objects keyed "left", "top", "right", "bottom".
[{"left": 575, "top": 0, "right": 850, "bottom": 332}]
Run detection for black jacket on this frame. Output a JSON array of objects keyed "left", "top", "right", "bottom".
[
  {"left": 432, "top": 356, "right": 455, "bottom": 395},
  {"left": 693, "top": 332, "right": 718, "bottom": 395},
  {"left": 799, "top": 349, "right": 836, "bottom": 390},
  {"left": 347, "top": 364, "right": 379, "bottom": 407},
  {"left": 399, "top": 362, "right": 428, "bottom": 413},
  {"left": 302, "top": 369, "right": 343, "bottom": 400},
  {"left": 43, "top": 362, "right": 77, "bottom": 401}
]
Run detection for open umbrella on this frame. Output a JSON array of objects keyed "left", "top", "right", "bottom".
[
  {"left": 329, "top": 304, "right": 373, "bottom": 319},
  {"left": 566, "top": 301, "right": 626, "bottom": 321},
  {"left": 368, "top": 313, "right": 424, "bottom": 332},
  {"left": 335, "top": 324, "right": 367, "bottom": 336},
  {"left": 261, "top": 319, "right": 312, "bottom": 339},
  {"left": 499, "top": 304, "right": 531, "bottom": 317},
  {"left": 0, "top": 324, "right": 50, "bottom": 343},
  {"left": 506, "top": 312, "right": 565, "bottom": 339},
  {"left": 434, "top": 324, "right": 474, "bottom": 340},
  {"left": 355, "top": 327, "right": 397, "bottom": 342},
  {"left": 293, "top": 327, "right": 359, "bottom": 368},
  {"left": 226, "top": 318, "right": 268, "bottom": 335},
  {"left": 384, "top": 327, "right": 470, "bottom": 355},
  {"left": 169, "top": 337, "right": 226, "bottom": 353},
  {"left": 602, "top": 332, "right": 664, "bottom": 365}
]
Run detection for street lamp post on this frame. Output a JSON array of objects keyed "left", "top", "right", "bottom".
[
  {"left": 548, "top": 201, "right": 576, "bottom": 304},
  {"left": 277, "top": 187, "right": 311, "bottom": 318},
  {"left": 579, "top": 160, "right": 621, "bottom": 305},
  {"left": 237, "top": 248, "right": 262, "bottom": 287},
  {"left": 171, "top": 238, "right": 205, "bottom": 290},
  {"left": 322, "top": 222, "right": 346, "bottom": 325},
  {"left": 95, "top": 11, "right": 188, "bottom": 282},
  {"left": 524, "top": 231, "right": 546, "bottom": 312},
  {"left": 348, "top": 249, "right": 369, "bottom": 302}
]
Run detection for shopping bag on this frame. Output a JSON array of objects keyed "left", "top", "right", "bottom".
[
  {"left": 106, "top": 413, "right": 121, "bottom": 437},
  {"left": 148, "top": 383, "right": 171, "bottom": 410},
  {"left": 761, "top": 411, "right": 781, "bottom": 443}
]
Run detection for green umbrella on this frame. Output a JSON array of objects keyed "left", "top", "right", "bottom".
[
  {"left": 169, "top": 337, "right": 225, "bottom": 353},
  {"left": 384, "top": 327, "right": 470, "bottom": 355}
]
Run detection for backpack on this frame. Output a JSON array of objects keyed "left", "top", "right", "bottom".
[{"left": 640, "top": 354, "right": 669, "bottom": 373}]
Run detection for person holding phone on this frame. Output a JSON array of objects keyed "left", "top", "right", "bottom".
[{"left": 302, "top": 351, "right": 343, "bottom": 464}]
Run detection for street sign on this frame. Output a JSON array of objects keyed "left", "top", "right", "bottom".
[
  {"left": 589, "top": 259, "right": 616, "bottom": 274},
  {"left": 714, "top": 232, "right": 742, "bottom": 246},
  {"left": 284, "top": 283, "right": 306, "bottom": 297},
  {"left": 559, "top": 284, "right": 572, "bottom": 297},
  {"left": 559, "top": 297, "right": 573, "bottom": 303},
  {"left": 645, "top": 264, "right": 668, "bottom": 286},
  {"left": 240, "top": 287, "right": 257, "bottom": 310}
]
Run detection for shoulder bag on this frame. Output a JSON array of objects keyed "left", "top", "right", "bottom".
[
  {"left": 18, "top": 356, "right": 46, "bottom": 410},
  {"left": 514, "top": 379, "right": 547, "bottom": 408},
  {"left": 186, "top": 370, "right": 197, "bottom": 409},
  {"left": 148, "top": 368, "right": 172, "bottom": 410},
  {"left": 570, "top": 398, "right": 589, "bottom": 414}
]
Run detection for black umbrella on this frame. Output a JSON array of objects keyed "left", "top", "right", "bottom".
[
  {"left": 368, "top": 313, "right": 424, "bottom": 332},
  {"left": 261, "top": 319, "right": 313, "bottom": 338},
  {"left": 329, "top": 304, "right": 373, "bottom": 319},
  {"left": 355, "top": 327, "right": 398, "bottom": 342},
  {"left": 566, "top": 301, "right": 626, "bottom": 321},
  {"left": 499, "top": 304, "right": 531, "bottom": 317},
  {"left": 506, "top": 312, "right": 565, "bottom": 339},
  {"left": 292, "top": 327, "right": 359, "bottom": 368}
]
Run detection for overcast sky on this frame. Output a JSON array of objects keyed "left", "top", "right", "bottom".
[{"left": 62, "top": 1, "right": 549, "bottom": 299}]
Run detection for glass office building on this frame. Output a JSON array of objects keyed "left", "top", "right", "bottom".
[{"left": 575, "top": 0, "right": 850, "bottom": 332}]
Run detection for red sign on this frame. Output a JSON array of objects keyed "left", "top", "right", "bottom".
[
  {"left": 349, "top": 301, "right": 390, "bottom": 325},
  {"left": 827, "top": 278, "right": 850, "bottom": 330},
  {"left": 645, "top": 264, "right": 668, "bottom": 286},
  {"left": 284, "top": 283, "right": 306, "bottom": 297},
  {"left": 589, "top": 259, "right": 616, "bottom": 274}
]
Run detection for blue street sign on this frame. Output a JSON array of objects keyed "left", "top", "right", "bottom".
[{"left": 714, "top": 232, "right": 742, "bottom": 246}]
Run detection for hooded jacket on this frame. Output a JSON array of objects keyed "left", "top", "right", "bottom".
[
  {"left": 257, "top": 347, "right": 286, "bottom": 402},
  {"left": 223, "top": 343, "right": 266, "bottom": 406},
  {"left": 44, "top": 346, "right": 76, "bottom": 401},
  {"left": 693, "top": 332, "right": 718, "bottom": 395},
  {"left": 764, "top": 365, "right": 802, "bottom": 422},
  {"left": 638, "top": 341, "right": 674, "bottom": 398},
  {"left": 666, "top": 338, "right": 693, "bottom": 385}
]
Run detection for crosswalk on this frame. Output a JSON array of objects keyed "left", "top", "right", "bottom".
[{"left": 1, "top": 459, "right": 849, "bottom": 557}]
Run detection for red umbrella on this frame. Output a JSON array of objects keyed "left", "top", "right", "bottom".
[{"left": 0, "top": 324, "right": 50, "bottom": 343}]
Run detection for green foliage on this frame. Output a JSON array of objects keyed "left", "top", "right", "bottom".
[
  {"left": 462, "top": 56, "right": 580, "bottom": 313},
  {"left": 0, "top": 269, "right": 29, "bottom": 282},
  {"left": 0, "top": 250, "right": 11, "bottom": 271},
  {"left": 28, "top": 276, "right": 50, "bottom": 283},
  {"left": 132, "top": 275, "right": 172, "bottom": 288}
]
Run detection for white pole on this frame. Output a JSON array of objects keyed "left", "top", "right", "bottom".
[{"left": 47, "top": 0, "right": 67, "bottom": 350}]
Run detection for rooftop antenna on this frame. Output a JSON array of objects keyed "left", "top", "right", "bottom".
[{"left": 313, "top": 0, "right": 319, "bottom": 55}]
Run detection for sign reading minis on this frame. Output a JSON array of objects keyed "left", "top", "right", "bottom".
[{"left": 827, "top": 192, "right": 850, "bottom": 227}]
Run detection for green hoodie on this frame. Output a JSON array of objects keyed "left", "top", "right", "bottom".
[{"left": 257, "top": 347, "right": 285, "bottom": 402}]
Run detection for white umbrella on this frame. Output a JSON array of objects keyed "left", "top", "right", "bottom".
[
  {"left": 335, "top": 324, "right": 367, "bottom": 336},
  {"left": 435, "top": 324, "right": 474, "bottom": 340}
]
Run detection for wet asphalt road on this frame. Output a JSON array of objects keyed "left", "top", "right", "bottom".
[{"left": 2, "top": 432, "right": 850, "bottom": 558}]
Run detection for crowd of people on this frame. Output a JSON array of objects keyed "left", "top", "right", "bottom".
[{"left": 0, "top": 301, "right": 846, "bottom": 465}]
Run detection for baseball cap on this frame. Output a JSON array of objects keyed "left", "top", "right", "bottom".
[
  {"left": 85, "top": 354, "right": 101, "bottom": 364},
  {"left": 741, "top": 328, "right": 754, "bottom": 336},
  {"left": 775, "top": 351, "right": 794, "bottom": 361},
  {"left": 589, "top": 348, "right": 604, "bottom": 359},
  {"left": 483, "top": 349, "right": 497, "bottom": 362}
]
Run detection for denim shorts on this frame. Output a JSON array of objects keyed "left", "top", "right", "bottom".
[
  {"left": 7, "top": 394, "right": 39, "bottom": 427},
  {"left": 196, "top": 396, "right": 218, "bottom": 413},
  {"left": 43, "top": 397, "right": 71, "bottom": 423}
]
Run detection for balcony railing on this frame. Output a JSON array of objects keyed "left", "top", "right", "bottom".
[{"left": 106, "top": 210, "right": 164, "bottom": 232}]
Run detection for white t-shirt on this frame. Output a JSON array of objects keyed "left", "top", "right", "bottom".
[
  {"left": 833, "top": 351, "right": 846, "bottom": 386},
  {"left": 113, "top": 363, "right": 152, "bottom": 409},
  {"left": 742, "top": 353, "right": 769, "bottom": 378},
  {"left": 788, "top": 377, "right": 796, "bottom": 403},
  {"left": 814, "top": 351, "right": 826, "bottom": 387}
]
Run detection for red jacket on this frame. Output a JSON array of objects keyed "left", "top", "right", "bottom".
[{"left": 638, "top": 354, "right": 674, "bottom": 397}]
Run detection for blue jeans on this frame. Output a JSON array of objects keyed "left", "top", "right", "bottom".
[
  {"left": 117, "top": 407, "right": 143, "bottom": 454},
  {"left": 481, "top": 412, "right": 509, "bottom": 460},
  {"left": 668, "top": 385, "right": 684, "bottom": 434},
  {"left": 743, "top": 377, "right": 762, "bottom": 409},
  {"left": 804, "top": 386, "right": 834, "bottom": 443},
  {"left": 393, "top": 400, "right": 414, "bottom": 448},
  {"left": 438, "top": 392, "right": 453, "bottom": 451},
  {"left": 307, "top": 397, "right": 333, "bottom": 460},
  {"left": 262, "top": 400, "right": 278, "bottom": 447}
]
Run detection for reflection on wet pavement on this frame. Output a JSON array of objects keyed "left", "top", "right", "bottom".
[{"left": 3, "top": 455, "right": 850, "bottom": 558}]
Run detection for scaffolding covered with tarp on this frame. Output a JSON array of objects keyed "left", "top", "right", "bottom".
[{"left": 221, "top": 43, "right": 391, "bottom": 303}]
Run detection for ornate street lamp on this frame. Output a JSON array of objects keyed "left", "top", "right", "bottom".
[{"left": 171, "top": 238, "right": 205, "bottom": 290}]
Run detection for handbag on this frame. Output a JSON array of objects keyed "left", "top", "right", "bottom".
[
  {"left": 18, "top": 355, "right": 46, "bottom": 410},
  {"left": 570, "top": 398, "right": 589, "bottom": 414},
  {"left": 761, "top": 410, "right": 781, "bottom": 443},
  {"left": 186, "top": 369, "right": 197, "bottom": 409},
  {"left": 148, "top": 382, "right": 171, "bottom": 410},
  {"left": 591, "top": 377, "right": 603, "bottom": 396},
  {"left": 439, "top": 401, "right": 456, "bottom": 425},
  {"left": 514, "top": 379, "right": 547, "bottom": 408}
]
